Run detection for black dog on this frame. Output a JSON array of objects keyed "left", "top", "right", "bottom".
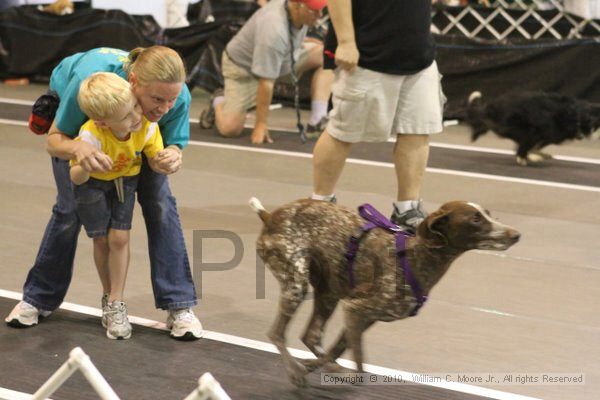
[{"left": 466, "top": 91, "right": 600, "bottom": 165}]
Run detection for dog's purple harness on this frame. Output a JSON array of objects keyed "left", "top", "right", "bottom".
[{"left": 345, "top": 204, "right": 427, "bottom": 316}]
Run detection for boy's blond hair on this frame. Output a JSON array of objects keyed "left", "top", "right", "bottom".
[
  {"left": 123, "top": 46, "right": 186, "bottom": 86},
  {"left": 78, "top": 72, "right": 133, "bottom": 121}
]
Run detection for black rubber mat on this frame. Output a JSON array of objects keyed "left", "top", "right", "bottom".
[
  {"left": 0, "top": 297, "right": 494, "bottom": 400},
  {"left": 189, "top": 126, "right": 600, "bottom": 188},
  {"left": 2, "top": 101, "right": 599, "bottom": 188}
]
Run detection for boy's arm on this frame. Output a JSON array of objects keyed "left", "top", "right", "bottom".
[
  {"left": 70, "top": 164, "right": 90, "bottom": 185},
  {"left": 144, "top": 123, "right": 170, "bottom": 174}
]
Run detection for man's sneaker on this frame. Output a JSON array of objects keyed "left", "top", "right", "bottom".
[
  {"left": 105, "top": 301, "right": 132, "bottom": 340},
  {"left": 5, "top": 301, "right": 51, "bottom": 328},
  {"left": 166, "top": 308, "right": 203, "bottom": 341},
  {"left": 391, "top": 200, "right": 427, "bottom": 234},
  {"left": 199, "top": 88, "right": 224, "bottom": 129},
  {"left": 101, "top": 294, "right": 109, "bottom": 328},
  {"left": 306, "top": 116, "right": 328, "bottom": 139}
]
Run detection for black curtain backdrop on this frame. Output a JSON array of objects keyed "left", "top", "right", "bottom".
[{"left": 1, "top": 3, "right": 598, "bottom": 119}]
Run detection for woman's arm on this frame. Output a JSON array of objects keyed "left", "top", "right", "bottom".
[{"left": 47, "top": 121, "right": 113, "bottom": 172}]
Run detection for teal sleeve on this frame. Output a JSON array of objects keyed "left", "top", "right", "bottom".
[
  {"left": 158, "top": 85, "right": 191, "bottom": 149},
  {"left": 54, "top": 75, "right": 88, "bottom": 137}
]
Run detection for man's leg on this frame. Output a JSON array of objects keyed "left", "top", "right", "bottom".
[
  {"left": 393, "top": 134, "right": 430, "bottom": 201},
  {"left": 213, "top": 52, "right": 258, "bottom": 138},
  {"left": 390, "top": 134, "right": 430, "bottom": 231},
  {"left": 298, "top": 42, "right": 334, "bottom": 129},
  {"left": 312, "top": 130, "right": 352, "bottom": 197},
  {"left": 214, "top": 99, "right": 246, "bottom": 138}
]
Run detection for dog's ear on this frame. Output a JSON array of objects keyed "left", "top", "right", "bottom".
[{"left": 417, "top": 209, "right": 449, "bottom": 248}]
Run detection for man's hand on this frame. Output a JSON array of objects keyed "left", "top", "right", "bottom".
[
  {"left": 335, "top": 41, "right": 359, "bottom": 71},
  {"left": 154, "top": 145, "right": 183, "bottom": 174},
  {"left": 251, "top": 125, "right": 273, "bottom": 144},
  {"left": 73, "top": 140, "right": 112, "bottom": 173}
]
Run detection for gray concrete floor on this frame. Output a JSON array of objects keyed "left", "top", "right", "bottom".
[{"left": 1, "top": 83, "right": 599, "bottom": 400}]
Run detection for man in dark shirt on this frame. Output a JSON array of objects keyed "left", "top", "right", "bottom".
[{"left": 311, "top": 0, "right": 445, "bottom": 232}]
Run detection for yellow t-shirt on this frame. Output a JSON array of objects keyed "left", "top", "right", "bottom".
[{"left": 71, "top": 118, "right": 164, "bottom": 181}]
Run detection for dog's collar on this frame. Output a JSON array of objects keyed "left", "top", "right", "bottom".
[{"left": 345, "top": 204, "right": 428, "bottom": 316}]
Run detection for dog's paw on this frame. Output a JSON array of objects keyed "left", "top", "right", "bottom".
[
  {"left": 322, "top": 362, "right": 353, "bottom": 374},
  {"left": 287, "top": 361, "right": 309, "bottom": 387},
  {"left": 299, "top": 358, "right": 322, "bottom": 372},
  {"left": 526, "top": 152, "right": 546, "bottom": 164},
  {"left": 516, "top": 156, "right": 528, "bottom": 166},
  {"left": 531, "top": 150, "right": 553, "bottom": 160}
]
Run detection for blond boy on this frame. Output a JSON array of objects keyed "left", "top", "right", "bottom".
[{"left": 71, "top": 72, "right": 165, "bottom": 339}]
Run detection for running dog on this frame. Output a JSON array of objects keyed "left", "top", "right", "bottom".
[
  {"left": 466, "top": 91, "right": 600, "bottom": 166},
  {"left": 250, "top": 198, "right": 520, "bottom": 386}
]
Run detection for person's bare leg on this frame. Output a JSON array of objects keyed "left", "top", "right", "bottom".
[
  {"left": 107, "top": 229, "right": 130, "bottom": 302},
  {"left": 393, "top": 134, "right": 429, "bottom": 201},
  {"left": 93, "top": 237, "right": 110, "bottom": 296},
  {"left": 298, "top": 43, "right": 333, "bottom": 126},
  {"left": 312, "top": 130, "right": 352, "bottom": 196},
  {"left": 214, "top": 102, "right": 246, "bottom": 138},
  {"left": 310, "top": 68, "right": 334, "bottom": 102}
]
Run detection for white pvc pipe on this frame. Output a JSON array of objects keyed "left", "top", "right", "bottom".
[
  {"left": 72, "top": 348, "right": 120, "bottom": 400},
  {"left": 31, "top": 352, "right": 79, "bottom": 400},
  {"left": 31, "top": 347, "right": 120, "bottom": 400},
  {"left": 183, "top": 373, "right": 232, "bottom": 400}
]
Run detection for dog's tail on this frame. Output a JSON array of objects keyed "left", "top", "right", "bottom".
[
  {"left": 249, "top": 197, "right": 270, "bottom": 224},
  {"left": 466, "top": 91, "right": 488, "bottom": 142}
]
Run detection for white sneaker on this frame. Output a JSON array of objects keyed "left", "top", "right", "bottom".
[
  {"left": 105, "top": 301, "right": 132, "bottom": 340},
  {"left": 5, "top": 301, "right": 52, "bottom": 328},
  {"left": 166, "top": 308, "right": 203, "bottom": 341},
  {"left": 101, "top": 294, "right": 109, "bottom": 328}
]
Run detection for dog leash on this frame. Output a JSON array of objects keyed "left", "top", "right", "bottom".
[
  {"left": 344, "top": 204, "right": 427, "bottom": 316},
  {"left": 285, "top": 0, "right": 307, "bottom": 143}
]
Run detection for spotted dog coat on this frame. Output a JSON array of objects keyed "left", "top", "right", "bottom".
[{"left": 250, "top": 198, "right": 520, "bottom": 387}]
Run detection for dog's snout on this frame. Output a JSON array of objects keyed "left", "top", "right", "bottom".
[{"left": 508, "top": 229, "right": 521, "bottom": 244}]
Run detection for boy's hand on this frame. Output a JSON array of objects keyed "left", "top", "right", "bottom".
[
  {"left": 74, "top": 140, "right": 112, "bottom": 172},
  {"left": 155, "top": 145, "right": 182, "bottom": 174}
]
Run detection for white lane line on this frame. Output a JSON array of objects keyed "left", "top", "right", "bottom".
[
  {"left": 0, "top": 118, "right": 28, "bottom": 127},
  {"left": 0, "top": 289, "right": 541, "bottom": 400},
  {"left": 0, "top": 97, "right": 34, "bottom": 106},
  {"left": 2, "top": 118, "right": 599, "bottom": 192},
  {"left": 190, "top": 140, "right": 600, "bottom": 193}
]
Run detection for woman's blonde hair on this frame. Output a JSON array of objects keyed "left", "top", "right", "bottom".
[
  {"left": 77, "top": 72, "right": 133, "bottom": 120},
  {"left": 123, "top": 46, "right": 186, "bottom": 86}
]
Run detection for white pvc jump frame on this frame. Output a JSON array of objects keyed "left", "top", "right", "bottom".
[{"left": 31, "top": 347, "right": 231, "bottom": 400}]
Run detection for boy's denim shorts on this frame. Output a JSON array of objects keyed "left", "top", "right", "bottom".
[{"left": 73, "top": 176, "right": 139, "bottom": 238}]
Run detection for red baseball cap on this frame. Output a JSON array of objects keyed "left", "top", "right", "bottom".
[{"left": 296, "top": 0, "right": 327, "bottom": 11}]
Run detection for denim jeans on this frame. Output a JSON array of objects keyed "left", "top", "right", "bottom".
[{"left": 22, "top": 157, "right": 197, "bottom": 311}]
